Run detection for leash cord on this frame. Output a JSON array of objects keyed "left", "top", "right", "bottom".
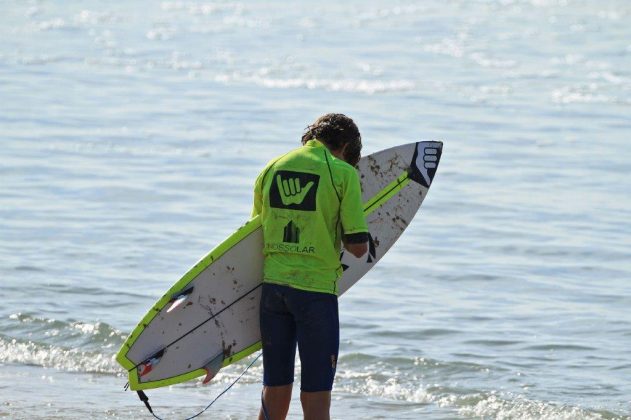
[{"left": 136, "top": 352, "right": 262, "bottom": 420}]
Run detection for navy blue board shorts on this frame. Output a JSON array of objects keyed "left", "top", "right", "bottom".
[{"left": 260, "top": 283, "right": 339, "bottom": 392}]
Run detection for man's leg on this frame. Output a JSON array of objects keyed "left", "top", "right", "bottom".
[
  {"left": 300, "top": 390, "right": 331, "bottom": 420},
  {"left": 291, "top": 289, "right": 339, "bottom": 420},
  {"left": 259, "top": 384, "right": 293, "bottom": 420},
  {"left": 259, "top": 284, "right": 297, "bottom": 420}
]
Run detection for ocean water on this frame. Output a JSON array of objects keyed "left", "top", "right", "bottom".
[{"left": 1, "top": 0, "right": 630, "bottom": 418}]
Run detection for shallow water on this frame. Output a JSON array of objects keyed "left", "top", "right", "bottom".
[{"left": 1, "top": 0, "right": 630, "bottom": 418}]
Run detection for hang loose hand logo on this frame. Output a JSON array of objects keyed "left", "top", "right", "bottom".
[
  {"left": 269, "top": 170, "right": 320, "bottom": 211},
  {"left": 276, "top": 175, "right": 314, "bottom": 206}
]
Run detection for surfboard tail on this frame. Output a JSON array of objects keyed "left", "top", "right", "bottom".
[{"left": 137, "top": 349, "right": 166, "bottom": 378}]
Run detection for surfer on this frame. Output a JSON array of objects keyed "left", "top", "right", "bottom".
[{"left": 252, "top": 114, "right": 369, "bottom": 420}]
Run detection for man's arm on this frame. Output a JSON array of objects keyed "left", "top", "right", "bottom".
[
  {"left": 251, "top": 169, "right": 264, "bottom": 218},
  {"left": 340, "top": 169, "right": 369, "bottom": 258},
  {"left": 252, "top": 188, "right": 262, "bottom": 218}
]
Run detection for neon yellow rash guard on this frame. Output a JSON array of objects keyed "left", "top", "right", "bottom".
[{"left": 252, "top": 139, "right": 368, "bottom": 295}]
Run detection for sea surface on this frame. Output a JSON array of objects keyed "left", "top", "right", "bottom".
[{"left": 1, "top": 0, "right": 630, "bottom": 419}]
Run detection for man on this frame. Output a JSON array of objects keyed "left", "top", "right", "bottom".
[{"left": 252, "top": 114, "right": 369, "bottom": 420}]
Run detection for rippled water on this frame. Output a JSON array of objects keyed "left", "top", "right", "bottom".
[{"left": 2, "top": 0, "right": 630, "bottom": 418}]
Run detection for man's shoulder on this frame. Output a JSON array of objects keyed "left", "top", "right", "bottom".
[
  {"left": 266, "top": 145, "right": 307, "bottom": 166},
  {"left": 259, "top": 145, "right": 358, "bottom": 179},
  {"left": 329, "top": 157, "right": 358, "bottom": 179},
  {"left": 259, "top": 149, "right": 297, "bottom": 173}
]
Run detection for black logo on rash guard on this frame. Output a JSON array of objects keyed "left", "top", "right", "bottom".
[
  {"left": 283, "top": 221, "right": 300, "bottom": 243},
  {"left": 269, "top": 170, "right": 320, "bottom": 211}
]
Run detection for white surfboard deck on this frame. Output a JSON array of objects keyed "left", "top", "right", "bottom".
[{"left": 117, "top": 141, "right": 442, "bottom": 390}]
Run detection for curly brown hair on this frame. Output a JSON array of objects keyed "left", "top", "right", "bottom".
[{"left": 301, "top": 113, "right": 362, "bottom": 166}]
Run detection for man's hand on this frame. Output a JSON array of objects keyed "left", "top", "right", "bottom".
[
  {"left": 343, "top": 242, "right": 368, "bottom": 258},
  {"left": 276, "top": 175, "right": 314, "bottom": 206}
]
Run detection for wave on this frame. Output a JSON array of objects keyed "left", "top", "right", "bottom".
[
  {"left": 457, "top": 393, "right": 625, "bottom": 420},
  {"left": 0, "top": 313, "right": 126, "bottom": 375},
  {"left": 213, "top": 73, "right": 416, "bottom": 94},
  {"left": 335, "top": 353, "right": 626, "bottom": 420},
  {"left": 249, "top": 76, "right": 416, "bottom": 94},
  {"left": 551, "top": 85, "right": 614, "bottom": 105},
  {"left": 0, "top": 312, "right": 264, "bottom": 383},
  {"left": 0, "top": 336, "right": 121, "bottom": 375},
  {"left": 1, "top": 313, "right": 627, "bottom": 419}
]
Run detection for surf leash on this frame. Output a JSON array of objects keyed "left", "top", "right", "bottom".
[{"left": 130, "top": 352, "right": 262, "bottom": 420}]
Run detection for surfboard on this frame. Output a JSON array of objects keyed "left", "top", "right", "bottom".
[{"left": 116, "top": 141, "right": 443, "bottom": 391}]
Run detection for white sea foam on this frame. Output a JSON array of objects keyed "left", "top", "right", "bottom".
[
  {"left": 161, "top": 1, "right": 245, "bottom": 16},
  {"left": 423, "top": 37, "right": 466, "bottom": 58},
  {"left": 588, "top": 71, "right": 628, "bottom": 85},
  {"left": 551, "top": 85, "right": 612, "bottom": 104},
  {"left": 337, "top": 372, "right": 618, "bottom": 420},
  {"left": 167, "top": 52, "right": 203, "bottom": 70},
  {"left": 469, "top": 52, "right": 517, "bottom": 69},
  {"left": 209, "top": 72, "right": 416, "bottom": 94},
  {"left": 0, "top": 337, "right": 122, "bottom": 375},
  {"left": 337, "top": 375, "right": 434, "bottom": 404},
  {"left": 36, "top": 18, "right": 69, "bottom": 31},
  {"left": 243, "top": 76, "right": 416, "bottom": 94},
  {"left": 332, "top": 353, "right": 625, "bottom": 420},
  {"left": 16, "top": 55, "right": 66, "bottom": 65},
  {"left": 457, "top": 393, "right": 616, "bottom": 420},
  {"left": 73, "top": 10, "right": 118, "bottom": 25},
  {"left": 1, "top": 314, "right": 125, "bottom": 374},
  {"left": 357, "top": 5, "right": 429, "bottom": 23},
  {"left": 146, "top": 24, "right": 177, "bottom": 41}
]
